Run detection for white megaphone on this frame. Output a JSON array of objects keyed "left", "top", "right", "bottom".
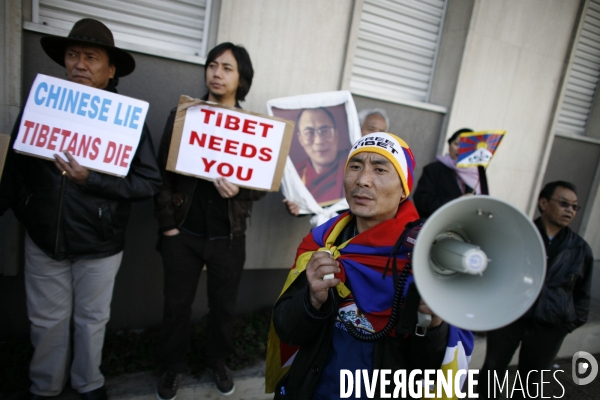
[{"left": 412, "top": 196, "right": 546, "bottom": 331}]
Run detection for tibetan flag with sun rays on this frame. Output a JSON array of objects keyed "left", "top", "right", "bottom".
[
  {"left": 265, "top": 201, "right": 475, "bottom": 397},
  {"left": 456, "top": 130, "right": 506, "bottom": 168}
]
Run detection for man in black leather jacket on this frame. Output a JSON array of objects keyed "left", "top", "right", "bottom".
[
  {"left": 153, "top": 42, "right": 265, "bottom": 399},
  {"left": 480, "top": 181, "right": 594, "bottom": 399},
  {"left": 3, "top": 19, "right": 161, "bottom": 400}
]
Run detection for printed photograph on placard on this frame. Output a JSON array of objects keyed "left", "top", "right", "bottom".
[{"left": 271, "top": 104, "right": 351, "bottom": 206}]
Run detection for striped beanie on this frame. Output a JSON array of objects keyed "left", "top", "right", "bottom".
[{"left": 345, "top": 132, "right": 416, "bottom": 198}]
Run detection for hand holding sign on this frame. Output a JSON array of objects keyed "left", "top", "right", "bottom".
[
  {"left": 54, "top": 150, "right": 90, "bottom": 185},
  {"left": 214, "top": 177, "right": 240, "bottom": 198}
]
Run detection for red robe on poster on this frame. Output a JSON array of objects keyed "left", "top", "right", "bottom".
[{"left": 296, "top": 151, "right": 346, "bottom": 205}]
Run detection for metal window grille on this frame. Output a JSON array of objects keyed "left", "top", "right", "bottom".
[
  {"left": 31, "top": 0, "right": 212, "bottom": 61},
  {"left": 349, "top": 0, "right": 447, "bottom": 104},
  {"left": 556, "top": 0, "right": 600, "bottom": 136}
]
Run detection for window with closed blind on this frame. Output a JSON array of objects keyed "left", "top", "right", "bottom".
[
  {"left": 555, "top": 0, "right": 600, "bottom": 137},
  {"left": 343, "top": 0, "right": 447, "bottom": 111},
  {"left": 24, "top": 0, "right": 213, "bottom": 64}
]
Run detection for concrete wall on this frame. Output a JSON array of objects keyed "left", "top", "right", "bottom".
[
  {"left": 0, "top": 30, "right": 290, "bottom": 339},
  {"left": 2, "top": 0, "right": 597, "bottom": 340},
  {"left": 217, "top": 0, "right": 354, "bottom": 114},
  {"left": 214, "top": 0, "right": 355, "bottom": 273},
  {"left": 0, "top": 0, "right": 23, "bottom": 276},
  {"left": 0, "top": 0, "right": 21, "bottom": 135},
  {"left": 0, "top": 0, "right": 358, "bottom": 339},
  {"left": 216, "top": 0, "right": 475, "bottom": 192},
  {"left": 1, "top": 0, "right": 468, "bottom": 338},
  {"left": 430, "top": 0, "right": 476, "bottom": 154},
  {"left": 446, "top": 0, "right": 581, "bottom": 210},
  {"left": 347, "top": 0, "right": 476, "bottom": 186},
  {"left": 214, "top": 0, "right": 474, "bottom": 270}
]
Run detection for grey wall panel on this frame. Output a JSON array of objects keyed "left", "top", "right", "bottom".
[
  {"left": 430, "top": 0, "right": 475, "bottom": 107},
  {"left": 0, "top": 31, "right": 298, "bottom": 336}
]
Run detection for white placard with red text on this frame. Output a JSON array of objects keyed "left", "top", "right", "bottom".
[
  {"left": 13, "top": 74, "right": 149, "bottom": 177},
  {"left": 167, "top": 96, "right": 293, "bottom": 191}
]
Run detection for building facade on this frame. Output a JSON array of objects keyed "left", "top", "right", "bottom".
[{"left": 1, "top": 0, "right": 599, "bottom": 338}]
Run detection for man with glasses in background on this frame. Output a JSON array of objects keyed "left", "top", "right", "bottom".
[
  {"left": 294, "top": 107, "right": 346, "bottom": 205},
  {"left": 479, "top": 180, "right": 594, "bottom": 399},
  {"left": 2, "top": 18, "right": 162, "bottom": 400}
]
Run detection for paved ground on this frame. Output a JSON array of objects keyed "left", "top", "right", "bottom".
[
  {"left": 107, "top": 363, "right": 272, "bottom": 400},
  {"left": 5, "top": 263, "right": 600, "bottom": 399},
  {"left": 7, "top": 342, "right": 598, "bottom": 400},
  {"left": 3, "top": 363, "right": 272, "bottom": 400}
]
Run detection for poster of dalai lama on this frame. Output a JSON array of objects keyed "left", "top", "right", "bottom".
[{"left": 267, "top": 91, "right": 361, "bottom": 226}]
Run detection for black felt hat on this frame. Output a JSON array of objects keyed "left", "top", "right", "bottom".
[{"left": 40, "top": 18, "right": 135, "bottom": 77}]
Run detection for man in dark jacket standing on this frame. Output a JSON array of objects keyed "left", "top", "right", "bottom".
[
  {"left": 154, "top": 42, "right": 265, "bottom": 398},
  {"left": 5, "top": 19, "right": 161, "bottom": 400},
  {"left": 480, "top": 181, "right": 594, "bottom": 399}
]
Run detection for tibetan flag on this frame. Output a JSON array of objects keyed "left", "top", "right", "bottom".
[
  {"left": 456, "top": 130, "right": 506, "bottom": 168},
  {"left": 426, "top": 326, "right": 475, "bottom": 399},
  {"left": 265, "top": 202, "right": 475, "bottom": 398}
]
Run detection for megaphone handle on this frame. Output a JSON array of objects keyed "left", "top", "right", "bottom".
[{"left": 416, "top": 312, "right": 432, "bottom": 337}]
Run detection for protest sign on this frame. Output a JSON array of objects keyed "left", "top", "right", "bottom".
[
  {"left": 166, "top": 95, "right": 293, "bottom": 191},
  {"left": 266, "top": 90, "right": 361, "bottom": 226},
  {"left": 12, "top": 74, "right": 149, "bottom": 177},
  {"left": 0, "top": 134, "right": 10, "bottom": 182}
]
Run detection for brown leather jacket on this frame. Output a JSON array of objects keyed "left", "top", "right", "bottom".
[{"left": 154, "top": 107, "right": 265, "bottom": 237}]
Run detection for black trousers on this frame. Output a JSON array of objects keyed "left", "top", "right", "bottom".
[
  {"left": 478, "top": 317, "right": 567, "bottom": 399},
  {"left": 157, "top": 230, "right": 246, "bottom": 373}
]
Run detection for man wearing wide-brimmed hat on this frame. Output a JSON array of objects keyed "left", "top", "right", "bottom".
[{"left": 4, "top": 18, "right": 161, "bottom": 400}]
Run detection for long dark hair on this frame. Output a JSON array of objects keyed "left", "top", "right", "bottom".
[{"left": 205, "top": 42, "right": 254, "bottom": 102}]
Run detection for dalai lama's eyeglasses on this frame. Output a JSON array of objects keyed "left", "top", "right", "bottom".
[
  {"left": 550, "top": 198, "right": 581, "bottom": 211},
  {"left": 299, "top": 127, "right": 335, "bottom": 143}
]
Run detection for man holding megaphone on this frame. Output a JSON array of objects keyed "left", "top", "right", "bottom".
[{"left": 268, "top": 133, "right": 473, "bottom": 399}]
